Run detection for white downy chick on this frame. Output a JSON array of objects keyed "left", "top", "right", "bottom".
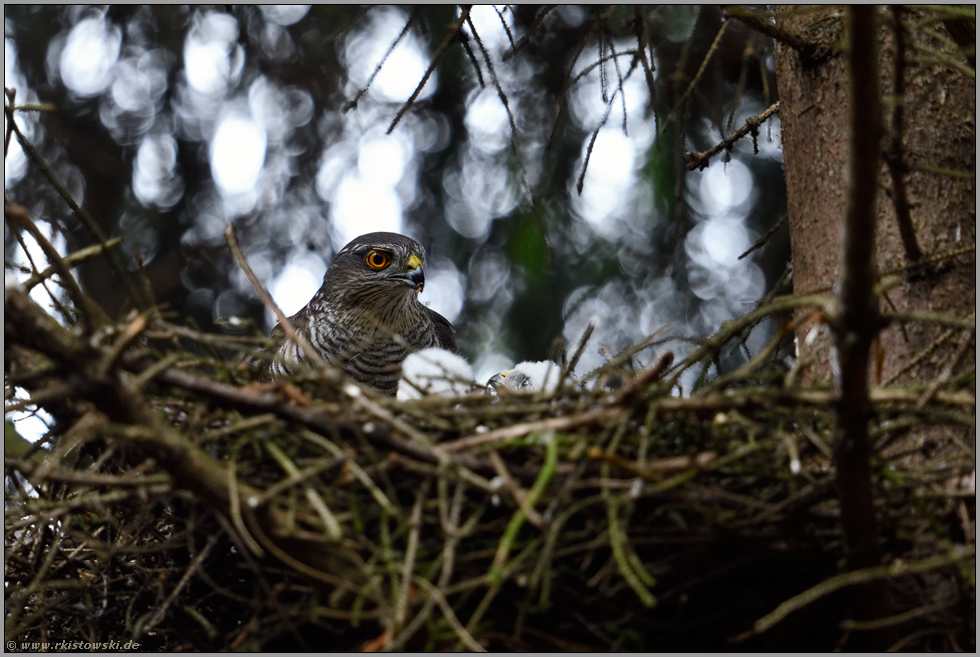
[
  {"left": 397, "top": 347, "right": 477, "bottom": 400},
  {"left": 487, "top": 360, "right": 565, "bottom": 394}
]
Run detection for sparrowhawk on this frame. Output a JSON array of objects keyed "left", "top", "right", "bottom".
[
  {"left": 269, "top": 232, "right": 459, "bottom": 395},
  {"left": 487, "top": 360, "right": 563, "bottom": 393}
]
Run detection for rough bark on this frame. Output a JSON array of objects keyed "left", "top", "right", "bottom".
[
  {"left": 774, "top": 5, "right": 975, "bottom": 649},
  {"left": 775, "top": 6, "right": 975, "bottom": 392}
]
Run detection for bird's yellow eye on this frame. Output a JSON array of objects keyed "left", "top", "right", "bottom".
[{"left": 365, "top": 250, "right": 392, "bottom": 270}]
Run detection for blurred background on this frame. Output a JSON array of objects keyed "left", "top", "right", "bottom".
[{"left": 4, "top": 5, "right": 788, "bottom": 398}]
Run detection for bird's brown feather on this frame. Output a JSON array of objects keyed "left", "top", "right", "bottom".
[{"left": 267, "top": 232, "right": 460, "bottom": 395}]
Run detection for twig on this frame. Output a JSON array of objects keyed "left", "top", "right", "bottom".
[
  {"left": 563, "top": 317, "right": 597, "bottom": 381},
  {"left": 343, "top": 8, "right": 418, "bottom": 113},
  {"left": 686, "top": 101, "right": 781, "bottom": 171},
  {"left": 884, "top": 5, "right": 923, "bottom": 264},
  {"left": 908, "top": 44, "right": 976, "bottom": 80},
  {"left": 730, "top": 544, "right": 975, "bottom": 642},
  {"left": 916, "top": 326, "right": 974, "bottom": 409},
  {"left": 465, "top": 13, "right": 534, "bottom": 205},
  {"left": 21, "top": 237, "right": 124, "bottom": 291},
  {"left": 441, "top": 407, "right": 619, "bottom": 453},
  {"left": 264, "top": 441, "right": 343, "bottom": 539},
  {"left": 840, "top": 599, "right": 954, "bottom": 631},
  {"left": 8, "top": 116, "right": 146, "bottom": 310},
  {"left": 882, "top": 309, "right": 976, "bottom": 331},
  {"left": 415, "top": 577, "right": 488, "bottom": 652},
  {"left": 388, "top": 7, "right": 472, "bottom": 134},
  {"left": 224, "top": 224, "right": 330, "bottom": 373},
  {"left": 575, "top": 78, "right": 626, "bottom": 194},
  {"left": 489, "top": 451, "right": 544, "bottom": 527},
  {"left": 881, "top": 325, "right": 957, "bottom": 387},
  {"left": 658, "top": 20, "right": 729, "bottom": 139},
  {"left": 395, "top": 478, "right": 430, "bottom": 629},
  {"left": 492, "top": 5, "right": 516, "bottom": 50},
  {"left": 738, "top": 213, "right": 788, "bottom": 260},
  {"left": 500, "top": 5, "right": 556, "bottom": 61},
  {"left": 9, "top": 460, "right": 171, "bottom": 488},
  {"left": 4, "top": 87, "right": 16, "bottom": 156},
  {"left": 5, "top": 201, "right": 104, "bottom": 331},
  {"left": 605, "top": 34, "right": 630, "bottom": 135},
  {"left": 7, "top": 204, "right": 76, "bottom": 325},
  {"left": 300, "top": 430, "right": 399, "bottom": 515},
  {"left": 632, "top": 7, "right": 658, "bottom": 116},
  {"left": 726, "top": 39, "right": 755, "bottom": 134},
  {"left": 458, "top": 30, "right": 486, "bottom": 88},
  {"left": 488, "top": 431, "right": 557, "bottom": 581},
  {"left": 139, "top": 535, "right": 218, "bottom": 636},
  {"left": 724, "top": 5, "right": 826, "bottom": 60},
  {"left": 547, "top": 19, "right": 600, "bottom": 145}
]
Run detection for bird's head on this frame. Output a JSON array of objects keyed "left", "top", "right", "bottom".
[{"left": 329, "top": 232, "right": 427, "bottom": 298}]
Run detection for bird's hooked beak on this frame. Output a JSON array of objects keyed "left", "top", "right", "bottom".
[
  {"left": 487, "top": 369, "right": 523, "bottom": 395},
  {"left": 487, "top": 370, "right": 511, "bottom": 393},
  {"left": 393, "top": 254, "right": 425, "bottom": 292}
]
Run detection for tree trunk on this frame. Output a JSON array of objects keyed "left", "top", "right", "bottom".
[
  {"left": 776, "top": 5, "right": 975, "bottom": 409},
  {"left": 774, "top": 5, "right": 975, "bottom": 650}
]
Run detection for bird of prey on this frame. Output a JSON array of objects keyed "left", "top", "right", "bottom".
[
  {"left": 268, "top": 232, "right": 459, "bottom": 395},
  {"left": 487, "top": 360, "right": 565, "bottom": 394}
]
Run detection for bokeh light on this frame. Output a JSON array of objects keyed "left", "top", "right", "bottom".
[{"left": 5, "top": 5, "right": 789, "bottom": 433}]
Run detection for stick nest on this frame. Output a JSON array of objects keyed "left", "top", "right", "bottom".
[{"left": 4, "top": 273, "right": 975, "bottom": 651}]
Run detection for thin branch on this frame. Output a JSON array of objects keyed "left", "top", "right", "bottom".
[
  {"left": 7, "top": 115, "right": 147, "bottom": 311},
  {"left": 685, "top": 101, "right": 781, "bottom": 170},
  {"left": 464, "top": 13, "right": 534, "bottom": 205},
  {"left": 724, "top": 5, "right": 827, "bottom": 61},
  {"left": 415, "top": 577, "right": 488, "bottom": 652},
  {"left": 727, "top": 39, "right": 755, "bottom": 134},
  {"left": 388, "top": 6, "right": 472, "bottom": 134},
  {"left": 4, "top": 201, "right": 104, "bottom": 332},
  {"left": 632, "top": 7, "right": 658, "bottom": 117},
  {"left": 884, "top": 5, "right": 923, "bottom": 264},
  {"left": 492, "top": 5, "right": 516, "bottom": 49},
  {"left": 738, "top": 212, "right": 788, "bottom": 260},
  {"left": 458, "top": 30, "right": 486, "bottom": 88},
  {"left": 224, "top": 224, "right": 331, "bottom": 374},
  {"left": 731, "top": 545, "right": 975, "bottom": 642},
  {"left": 576, "top": 65, "right": 639, "bottom": 195},
  {"left": 658, "top": 20, "right": 729, "bottom": 139},
  {"left": 343, "top": 9, "right": 418, "bottom": 113},
  {"left": 4, "top": 87, "right": 15, "bottom": 156},
  {"left": 500, "top": 5, "right": 556, "bottom": 61},
  {"left": 547, "top": 19, "right": 600, "bottom": 146},
  {"left": 915, "top": 325, "right": 975, "bottom": 409},
  {"left": 605, "top": 33, "right": 630, "bottom": 135},
  {"left": 394, "top": 478, "right": 430, "bottom": 629},
  {"left": 21, "top": 237, "right": 124, "bottom": 292}
]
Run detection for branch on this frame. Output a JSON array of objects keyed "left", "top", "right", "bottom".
[
  {"left": 731, "top": 544, "right": 975, "bottom": 643},
  {"left": 464, "top": 13, "right": 534, "bottom": 206},
  {"left": 224, "top": 223, "right": 331, "bottom": 374},
  {"left": 3, "top": 286, "right": 372, "bottom": 594},
  {"left": 686, "top": 101, "right": 781, "bottom": 171},
  {"left": 833, "top": 6, "right": 891, "bottom": 648},
  {"left": 724, "top": 5, "right": 830, "bottom": 63},
  {"left": 883, "top": 5, "right": 923, "bottom": 264},
  {"left": 6, "top": 110, "right": 147, "bottom": 311},
  {"left": 343, "top": 8, "right": 418, "bottom": 112},
  {"left": 500, "top": 5, "right": 556, "bottom": 61},
  {"left": 387, "top": 6, "right": 471, "bottom": 134}
]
